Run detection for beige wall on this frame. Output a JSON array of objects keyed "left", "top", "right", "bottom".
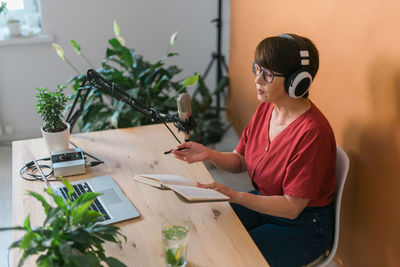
[{"left": 228, "top": 0, "right": 400, "bottom": 266}]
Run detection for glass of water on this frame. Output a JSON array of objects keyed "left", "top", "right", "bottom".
[{"left": 161, "top": 219, "right": 190, "bottom": 267}]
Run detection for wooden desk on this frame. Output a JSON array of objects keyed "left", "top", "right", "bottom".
[{"left": 12, "top": 124, "right": 269, "bottom": 267}]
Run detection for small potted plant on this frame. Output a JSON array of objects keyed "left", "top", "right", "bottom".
[
  {"left": 36, "top": 85, "right": 70, "bottom": 153},
  {"left": 0, "top": 2, "right": 21, "bottom": 36},
  {"left": 0, "top": 178, "right": 127, "bottom": 266},
  {"left": 7, "top": 17, "right": 21, "bottom": 36}
]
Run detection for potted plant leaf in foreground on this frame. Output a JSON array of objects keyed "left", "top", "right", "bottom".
[
  {"left": 0, "top": 178, "right": 127, "bottom": 267},
  {"left": 36, "top": 85, "right": 70, "bottom": 153}
]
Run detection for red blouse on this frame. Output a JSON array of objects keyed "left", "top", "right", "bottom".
[{"left": 236, "top": 101, "right": 336, "bottom": 207}]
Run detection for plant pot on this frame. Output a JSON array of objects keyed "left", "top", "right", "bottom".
[
  {"left": 7, "top": 20, "right": 21, "bottom": 36},
  {"left": 41, "top": 123, "right": 70, "bottom": 153}
]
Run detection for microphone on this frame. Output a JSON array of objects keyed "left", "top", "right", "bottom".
[
  {"left": 177, "top": 93, "right": 193, "bottom": 142},
  {"left": 177, "top": 93, "right": 192, "bottom": 122}
]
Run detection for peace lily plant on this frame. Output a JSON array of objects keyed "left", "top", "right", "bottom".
[{"left": 52, "top": 20, "right": 229, "bottom": 145}]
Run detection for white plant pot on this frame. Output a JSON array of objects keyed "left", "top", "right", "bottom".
[
  {"left": 41, "top": 123, "right": 70, "bottom": 153},
  {"left": 7, "top": 20, "right": 21, "bottom": 36}
]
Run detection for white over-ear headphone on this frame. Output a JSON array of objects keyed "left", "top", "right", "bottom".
[{"left": 278, "top": 34, "right": 313, "bottom": 98}]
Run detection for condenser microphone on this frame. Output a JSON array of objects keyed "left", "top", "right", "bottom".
[{"left": 177, "top": 93, "right": 192, "bottom": 142}]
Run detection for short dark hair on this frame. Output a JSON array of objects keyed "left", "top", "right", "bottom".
[{"left": 254, "top": 34, "right": 319, "bottom": 97}]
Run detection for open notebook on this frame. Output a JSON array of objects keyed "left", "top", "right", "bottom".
[{"left": 134, "top": 174, "right": 229, "bottom": 202}]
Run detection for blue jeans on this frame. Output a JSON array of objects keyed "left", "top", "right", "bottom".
[{"left": 230, "top": 190, "right": 334, "bottom": 267}]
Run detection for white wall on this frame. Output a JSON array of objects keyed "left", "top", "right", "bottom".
[{"left": 0, "top": 0, "right": 230, "bottom": 141}]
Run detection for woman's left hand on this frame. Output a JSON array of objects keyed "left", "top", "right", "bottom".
[{"left": 196, "top": 181, "right": 239, "bottom": 201}]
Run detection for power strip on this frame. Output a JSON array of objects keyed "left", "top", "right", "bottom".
[{"left": 51, "top": 148, "right": 86, "bottom": 177}]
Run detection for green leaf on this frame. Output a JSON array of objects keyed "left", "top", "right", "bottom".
[
  {"left": 27, "top": 191, "right": 51, "bottom": 215},
  {"left": 53, "top": 194, "right": 68, "bottom": 210},
  {"left": 69, "top": 250, "right": 101, "bottom": 267},
  {"left": 109, "top": 38, "right": 123, "bottom": 51},
  {"left": 182, "top": 73, "right": 199, "bottom": 87},
  {"left": 70, "top": 40, "right": 81, "bottom": 54},
  {"left": 59, "top": 241, "right": 73, "bottom": 259},
  {"left": 79, "top": 210, "right": 104, "bottom": 225},
  {"left": 23, "top": 215, "right": 31, "bottom": 232},
  {"left": 10, "top": 239, "right": 22, "bottom": 249},
  {"left": 43, "top": 206, "right": 65, "bottom": 226},
  {"left": 19, "top": 231, "right": 35, "bottom": 249},
  {"left": 166, "top": 65, "right": 181, "bottom": 76},
  {"left": 72, "top": 200, "right": 93, "bottom": 224},
  {"left": 74, "top": 191, "right": 101, "bottom": 206},
  {"left": 52, "top": 43, "right": 65, "bottom": 61},
  {"left": 61, "top": 178, "right": 74, "bottom": 199},
  {"left": 0, "top": 2, "right": 8, "bottom": 15},
  {"left": 104, "top": 257, "right": 127, "bottom": 267}
]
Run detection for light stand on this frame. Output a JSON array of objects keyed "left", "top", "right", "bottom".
[{"left": 200, "top": 0, "right": 228, "bottom": 117}]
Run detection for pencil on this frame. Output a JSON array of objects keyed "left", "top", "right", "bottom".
[{"left": 163, "top": 147, "right": 187, "bottom": 155}]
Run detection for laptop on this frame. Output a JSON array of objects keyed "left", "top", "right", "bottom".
[{"left": 24, "top": 143, "right": 140, "bottom": 225}]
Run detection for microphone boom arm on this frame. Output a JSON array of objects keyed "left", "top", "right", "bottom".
[
  {"left": 86, "top": 69, "right": 158, "bottom": 122},
  {"left": 84, "top": 69, "right": 196, "bottom": 144}
]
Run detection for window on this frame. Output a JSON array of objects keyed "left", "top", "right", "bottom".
[
  {"left": 4, "top": 0, "right": 24, "bottom": 10},
  {"left": 0, "top": 0, "right": 42, "bottom": 38}
]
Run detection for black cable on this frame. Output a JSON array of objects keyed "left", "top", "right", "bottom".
[
  {"left": 148, "top": 108, "right": 182, "bottom": 144},
  {"left": 19, "top": 157, "right": 59, "bottom": 182},
  {"left": 19, "top": 144, "right": 105, "bottom": 182},
  {"left": 162, "top": 119, "right": 182, "bottom": 144}
]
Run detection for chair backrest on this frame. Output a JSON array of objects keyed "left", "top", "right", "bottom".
[{"left": 317, "top": 145, "right": 350, "bottom": 266}]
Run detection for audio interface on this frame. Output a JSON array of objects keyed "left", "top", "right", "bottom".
[{"left": 51, "top": 148, "right": 86, "bottom": 177}]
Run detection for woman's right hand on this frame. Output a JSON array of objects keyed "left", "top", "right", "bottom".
[{"left": 172, "top": 142, "right": 211, "bottom": 164}]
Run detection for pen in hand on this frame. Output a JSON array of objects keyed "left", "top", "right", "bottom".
[{"left": 164, "top": 147, "right": 187, "bottom": 155}]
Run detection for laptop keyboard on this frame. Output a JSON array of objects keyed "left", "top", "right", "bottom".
[{"left": 59, "top": 182, "right": 111, "bottom": 222}]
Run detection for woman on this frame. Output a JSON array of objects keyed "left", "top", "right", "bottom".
[{"left": 173, "top": 33, "right": 336, "bottom": 267}]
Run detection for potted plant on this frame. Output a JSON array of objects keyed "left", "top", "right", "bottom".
[
  {"left": 36, "top": 85, "right": 70, "bottom": 153},
  {"left": 0, "top": 179, "right": 127, "bottom": 266},
  {"left": 7, "top": 17, "right": 21, "bottom": 36},
  {"left": 0, "top": 2, "right": 21, "bottom": 36},
  {"left": 53, "top": 21, "right": 229, "bottom": 145}
]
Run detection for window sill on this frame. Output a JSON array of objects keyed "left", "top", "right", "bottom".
[{"left": 0, "top": 32, "right": 53, "bottom": 46}]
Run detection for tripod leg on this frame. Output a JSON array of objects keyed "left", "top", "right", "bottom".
[
  {"left": 221, "top": 55, "right": 229, "bottom": 73},
  {"left": 202, "top": 55, "right": 216, "bottom": 79}
]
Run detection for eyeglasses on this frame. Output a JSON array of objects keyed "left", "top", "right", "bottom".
[{"left": 252, "top": 62, "right": 285, "bottom": 83}]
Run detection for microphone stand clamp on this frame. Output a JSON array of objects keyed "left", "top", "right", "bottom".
[{"left": 173, "top": 115, "right": 198, "bottom": 142}]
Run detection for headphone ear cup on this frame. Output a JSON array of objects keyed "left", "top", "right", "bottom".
[{"left": 285, "top": 69, "right": 313, "bottom": 98}]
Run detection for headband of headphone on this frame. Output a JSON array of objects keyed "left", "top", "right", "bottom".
[{"left": 278, "top": 34, "right": 313, "bottom": 98}]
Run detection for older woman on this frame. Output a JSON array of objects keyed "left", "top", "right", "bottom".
[{"left": 173, "top": 33, "right": 336, "bottom": 267}]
